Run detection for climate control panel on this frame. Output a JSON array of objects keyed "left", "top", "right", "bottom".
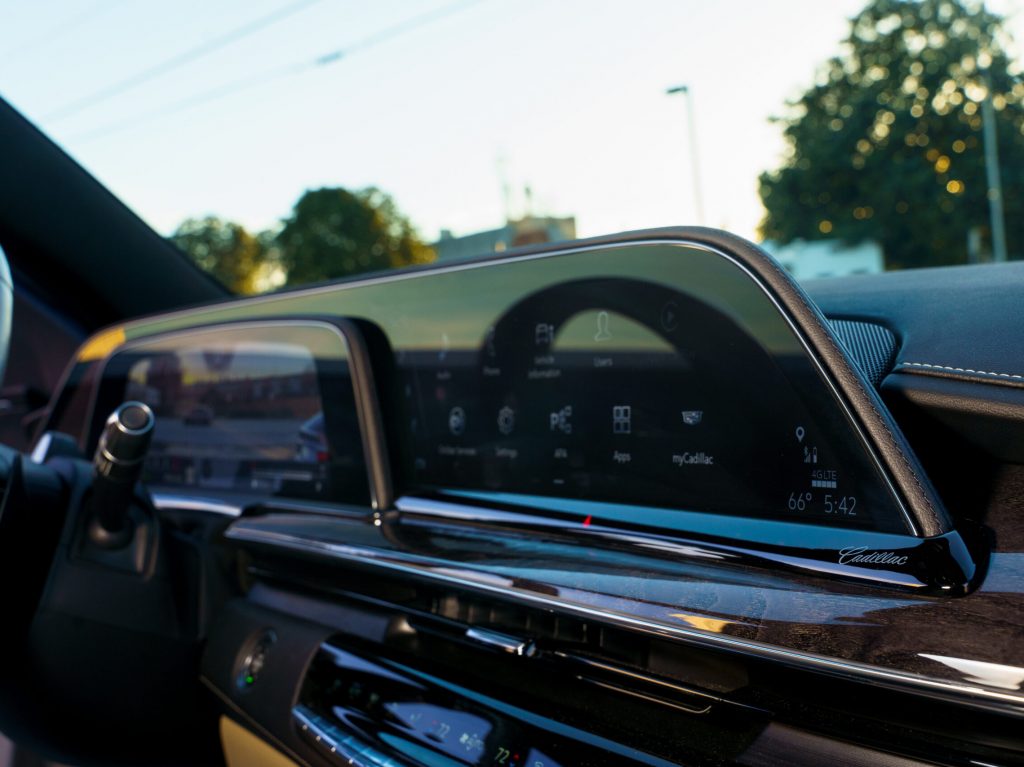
[{"left": 297, "top": 641, "right": 652, "bottom": 767}]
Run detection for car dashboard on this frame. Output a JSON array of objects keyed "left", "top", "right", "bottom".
[{"left": 28, "top": 228, "right": 1024, "bottom": 766}]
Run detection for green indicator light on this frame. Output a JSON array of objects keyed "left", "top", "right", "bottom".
[{"left": 245, "top": 675, "right": 254, "bottom": 685}]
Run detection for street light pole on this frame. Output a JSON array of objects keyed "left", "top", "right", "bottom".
[
  {"left": 666, "top": 84, "right": 705, "bottom": 225},
  {"left": 980, "top": 71, "right": 1008, "bottom": 262}
]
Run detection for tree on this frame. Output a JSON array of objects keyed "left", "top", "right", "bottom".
[
  {"left": 171, "top": 216, "right": 272, "bottom": 294},
  {"left": 276, "top": 187, "right": 435, "bottom": 286},
  {"left": 759, "top": 0, "right": 1024, "bottom": 269}
]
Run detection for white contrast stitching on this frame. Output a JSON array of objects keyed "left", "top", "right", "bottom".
[{"left": 898, "top": 361, "right": 1024, "bottom": 381}]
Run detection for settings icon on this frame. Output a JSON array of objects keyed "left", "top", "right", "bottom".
[{"left": 497, "top": 406, "right": 515, "bottom": 436}]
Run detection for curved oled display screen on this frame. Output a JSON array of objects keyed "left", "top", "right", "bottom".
[{"left": 62, "top": 237, "right": 925, "bottom": 536}]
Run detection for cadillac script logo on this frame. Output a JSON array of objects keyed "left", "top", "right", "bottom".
[{"left": 838, "top": 546, "right": 909, "bottom": 566}]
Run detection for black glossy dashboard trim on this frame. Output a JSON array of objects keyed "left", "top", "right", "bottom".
[
  {"left": 393, "top": 495, "right": 978, "bottom": 594},
  {"left": 222, "top": 514, "right": 1023, "bottom": 712}
]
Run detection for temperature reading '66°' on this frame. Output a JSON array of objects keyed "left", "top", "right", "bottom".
[{"left": 787, "top": 491, "right": 813, "bottom": 512}]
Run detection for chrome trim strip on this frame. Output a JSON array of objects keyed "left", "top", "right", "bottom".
[
  {"left": 255, "top": 497, "right": 370, "bottom": 518},
  {"left": 465, "top": 627, "right": 536, "bottom": 657},
  {"left": 151, "top": 492, "right": 243, "bottom": 517},
  {"left": 30, "top": 432, "right": 53, "bottom": 464},
  {"left": 580, "top": 677, "right": 712, "bottom": 715},
  {"left": 83, "top": 237, "right": 924, "bottom": 535},
  {"left": 552, "top": 652, "right": 726, "bottom": 704},
  {"left": 149, "top": 491, "right": 379, "bottom": 519},
  {"left": 225, "top": 523, "right": 1024, "bottom": 710},
  {"left": 294, "top": 704, "right": 385, "bottom": 765},
  {"left": 98, "top": 446, "right": 143, "bottom": 467},
  {"left": 293, "top": 707, "right": 343, "bottom": 758}
]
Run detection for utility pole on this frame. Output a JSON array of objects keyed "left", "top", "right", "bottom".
[
  {"left": 665, "top": 84, "right": 705, "bottom": 225},
  {"left": 980, "top": 71, "right": 1008, "bottom": 262}
]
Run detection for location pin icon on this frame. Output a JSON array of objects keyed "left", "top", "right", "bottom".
[{"left": 795, "top": 427, "right": 805, "bottom": 443}]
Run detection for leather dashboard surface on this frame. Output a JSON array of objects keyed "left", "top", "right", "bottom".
[{"left": 807, "top": 261, "right": 1024, "bottom": 389}]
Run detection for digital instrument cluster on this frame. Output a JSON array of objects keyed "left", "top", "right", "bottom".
[{"left": 102, "top": 322, "right": 371, "bottom": 505}]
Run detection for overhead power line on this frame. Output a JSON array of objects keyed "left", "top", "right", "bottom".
[
  {"left": 334, "top": 0, "right": 481, "bottom": 56},
  {"left": 42, "top": 0, "right": 327, "bottom": 123},
  {"left": 2, "top": 0, "right": 128, "bottom": 64},
  {"left": 64, "top": 0, "right": 485, "bottom": 145}
]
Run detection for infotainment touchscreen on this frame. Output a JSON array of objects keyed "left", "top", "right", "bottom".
[{"left": 396, "top": 274, "right": 905, "bottom": 532}]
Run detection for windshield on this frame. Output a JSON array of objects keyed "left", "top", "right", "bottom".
[{"left": 3, "top": 0, "right": 1022, "bottom": 292}]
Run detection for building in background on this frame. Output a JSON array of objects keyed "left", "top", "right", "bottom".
[
  {"left": 434, "top": 216, "right": 576, "bottom": 262},
  {"left": 761, "top": 239, "right": 884, "bottom": 280}
]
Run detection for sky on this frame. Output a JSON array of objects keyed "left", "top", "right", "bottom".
[{"left": 2, "top": 0, "right": 1023, "bottom": 244}]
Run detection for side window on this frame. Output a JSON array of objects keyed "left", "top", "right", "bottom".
[{"left": 0, "top": 285, "right": 84, "bottom": 450}]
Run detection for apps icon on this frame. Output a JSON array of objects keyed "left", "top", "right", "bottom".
[{"left": 612, "top": 405, "right": 632, "bottom": 434}]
